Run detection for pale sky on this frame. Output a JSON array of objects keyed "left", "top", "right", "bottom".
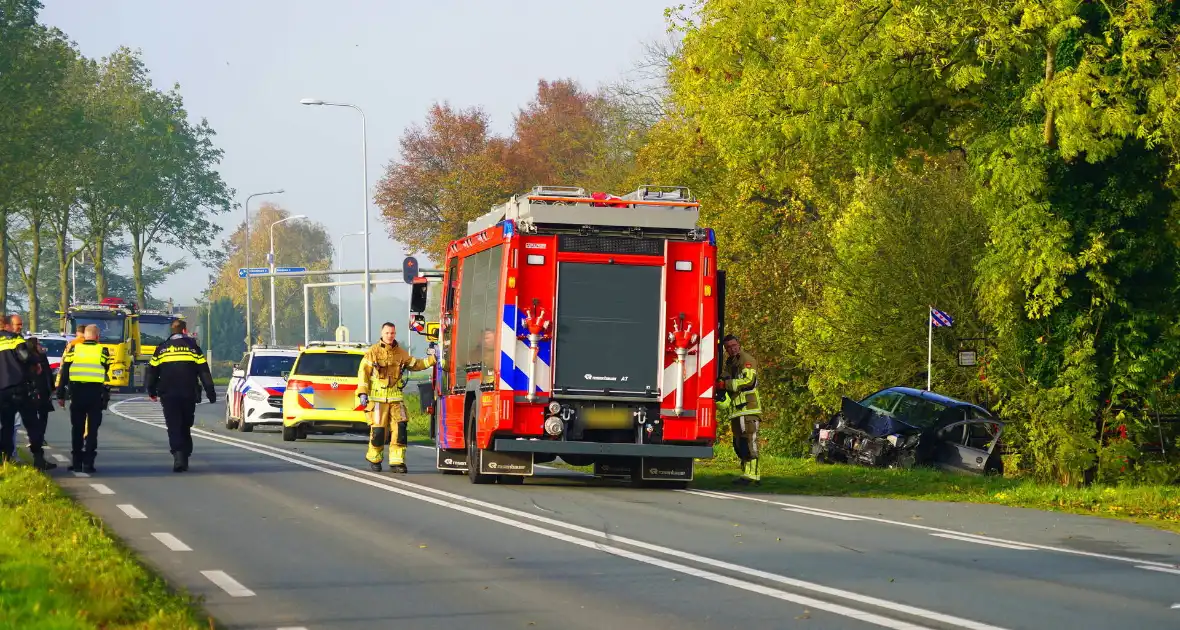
[{"left": 39, "top": 0, "right": 673, "bottom": 309}]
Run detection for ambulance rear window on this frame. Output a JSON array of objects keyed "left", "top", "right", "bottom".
[{"left": 293, "top": 352, "right": 362, "bottom": 378}]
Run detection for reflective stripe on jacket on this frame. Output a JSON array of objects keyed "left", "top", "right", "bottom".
[
  {"left": 722, "top": 350, "right": 762, "bottom": 419},
  {"left": 356, "top": 341, "right": 435, "bottom": 403}
]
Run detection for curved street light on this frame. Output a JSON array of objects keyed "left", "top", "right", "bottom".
[
  {"left": 299, "top": 97, "right": 372, "bottom": 343},
  {"left": 243, "top": 189, "right": 284, "bottom": 347}
]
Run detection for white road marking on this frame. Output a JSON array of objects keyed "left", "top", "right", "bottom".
[
  {"left": 200, "top": 570, "right": 255, "bottom": 597},
  {"left": 152, "top": 532, "right": 192, "bottom": 551},
  {"left": 680, "top": 489, "right": 734, "bottom": 500},
  {"left": 1171, "top": 603, "right": 1179, "bottom": 609},
  {"left": 72, "top": 471, "right": 90, "bottom": 478},
  {"left": 116, "top": 504, "right": 147, "bottom": 519},
  {"left": 930, "top": 533, "right": 1035, "bottom": 551},
  {"left": 51, "top": 454, "right": 68, "bottom": 463},
  {"left": 783, "top": 507, "right": 860, "bottom": 521},
  {"left": 1137, "top": 565, "right": 1180, "bottom": 576},
  {"left": 687, "top": 489, "right": 1180, "bottom": 571},
  {"left": 277, "top": 627, "right": 310, "bottom": 630},
  {"left": 110, "top": 399, "right": 1009, "bottom": 630},
  {"left": 90, "top": 483, "right": 115, "bottom": 495}
]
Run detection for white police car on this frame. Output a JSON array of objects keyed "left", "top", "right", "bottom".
[{"left": 225, "top": 346, "right": 298, "bottom": 432}]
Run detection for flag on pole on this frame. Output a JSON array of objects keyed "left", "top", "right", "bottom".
[{"left": 930, "top": 307, "right": 953, "bottom": 328}]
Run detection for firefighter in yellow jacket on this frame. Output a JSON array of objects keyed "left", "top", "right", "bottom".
[
  {"left": 357, "top": 322, "right": 436, "bottom": 473},
  {"left": 717, "top": 334, "right": 763, "bottom": 486}
]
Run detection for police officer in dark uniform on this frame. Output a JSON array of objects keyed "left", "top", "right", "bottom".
[
  {"left": 24, "top": 337, "right": 57, "bottom": 470},
  {"left": 56, "top": 324, "right": 111, "bottom": 473},
  {"left": 145, "top": 319, "right": 215, "bottom": 472},
  {"left": 0, "top": 317, "right": 37, "bottom": 465}
]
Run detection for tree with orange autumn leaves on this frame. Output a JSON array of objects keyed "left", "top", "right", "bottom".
[{"left": 374, "top": 79, "right": 644, "bottom": 260}]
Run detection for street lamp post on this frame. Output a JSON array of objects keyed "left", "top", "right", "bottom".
[
  {"left": 244, "top": 189, "right": 284, "bottom": 348},
  {"left": 338, "top": 231, "right": 365, "bottom": 329},
  {"left": 299, "top": 98, "right": 372, "bottom": 343},
  {"left": 268, "top": 214, "right": 307, "bottom": 345}
]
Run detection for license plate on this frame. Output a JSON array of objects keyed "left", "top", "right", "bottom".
[
  {"left": 317, "top": 393, "right": 352, "bottom": 410},
  {"left": 582, "top": 407, "right": 631, "bottom": 429}
]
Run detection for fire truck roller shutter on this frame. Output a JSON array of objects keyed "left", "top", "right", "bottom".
[{"left": 553, "top": 262, "right": 662, "bottom": 398}]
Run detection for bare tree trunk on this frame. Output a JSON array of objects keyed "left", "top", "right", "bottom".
[
  {"left": 93, "top": 236, "right": 106, "bottom": 299},
  {"left": 21, "top": 215, "right": 42, "bottom": 330},
  {"left": 56, "top": 229, "right": 69, "bottom": 332},
  {"left": 131, "top": 230, "right": 145, "bottom": 307},
  {"left": 0, "top": 208, "right": 8, "bottom": 315}
]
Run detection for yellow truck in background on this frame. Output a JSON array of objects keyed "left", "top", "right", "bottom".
[{"left": 59, "top": 298, "right": 182, "bottom": 392}]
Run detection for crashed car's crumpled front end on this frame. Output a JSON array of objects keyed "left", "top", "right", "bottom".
[
  {"left": 811, "top": 397, "right": 931, "bottom": 468},
  {"left": 808, "top": 387, "right": 1005, "bottom": 475}
]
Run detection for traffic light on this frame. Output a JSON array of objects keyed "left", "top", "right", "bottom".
[{"left": 402, "top": 256, "right": 419, "bottom": 284}]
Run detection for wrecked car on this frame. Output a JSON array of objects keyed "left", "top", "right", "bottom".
[{"left": 809, "top": 387, "right": 1004, "bottom": 476}]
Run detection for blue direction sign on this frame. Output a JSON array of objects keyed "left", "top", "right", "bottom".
[
  {"left": 237, "top": 267, "right": 269, "bottom": 278},
  {"left": 275, "top": 266, "right": 308, "bottom": 274}
]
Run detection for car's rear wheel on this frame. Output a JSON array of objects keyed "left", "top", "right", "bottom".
[{"left": 282, "top": 425, "right": 297, "bottom": 442}]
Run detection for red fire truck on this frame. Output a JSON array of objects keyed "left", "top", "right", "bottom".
[{"left": 410, "top": 185, "right": 724, "bottom": 488}]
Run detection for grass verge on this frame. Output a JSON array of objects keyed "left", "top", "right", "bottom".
[
  {"left": 0, "top": 462, "right": 211, "bottom": 629},
  {"left": 211, "top": 377, "right": 230, "bottom": 386},
  {"left": 402, "top": 393, "right": 1180, "bottom": 532}
]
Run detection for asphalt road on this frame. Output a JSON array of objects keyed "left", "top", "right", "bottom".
[{"left": 22, "top": 391, "right": 1180, "bottom": 630}]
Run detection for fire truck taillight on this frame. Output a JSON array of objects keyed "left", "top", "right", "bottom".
[
  {"left": 544, "top": 416, "right": 564, "bottom": 436},
  {"left": 547, "top": 400, "right": 561, "bottom": 414}
]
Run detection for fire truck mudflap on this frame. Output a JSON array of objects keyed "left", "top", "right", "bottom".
[{"left": 414, "top": 185, "right": 723, "bottom": 487}]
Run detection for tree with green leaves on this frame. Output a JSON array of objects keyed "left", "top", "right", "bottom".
[{"left": 668, "top": 0, "right": 1180, "bottom": 482}]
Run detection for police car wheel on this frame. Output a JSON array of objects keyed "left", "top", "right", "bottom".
[
  {"left": 224, "top": 405, "right": 235, "bottom": 430},
  {"left": 238, "top": 417, "right": 253, "bottom": 432}
]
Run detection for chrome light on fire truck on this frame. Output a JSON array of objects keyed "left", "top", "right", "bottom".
[
  {"left": 543, "top": 415, "right": 564, "bottom": 436},
  {"left": 547, "top": 400, "right": 561, "bottom": 415},
  {"left": 674, "top": 260, "right": 693, "bottom": 271}
]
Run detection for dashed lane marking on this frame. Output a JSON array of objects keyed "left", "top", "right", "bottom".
[
  {"left": 200, "top": 570, "right": 255, "bottom": 597},
  {"left": 152, "top": 532, "right": 192, "bottom": 551},
  {"left": 117, "top": 504, "right": 147, "bottom": 519},
  {"left": 51, "top": 454, "right": 68, "bottom": 463},
  {"left": 90, "top": 483, "right": 115, "bottom": 495}
]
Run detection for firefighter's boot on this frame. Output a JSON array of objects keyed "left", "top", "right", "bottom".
[
  {"left": 366, "top": 421, "right": 387, "bottom": 472},
  {"left": 388, "top": 445, "right": 408, "bottom": 474}
]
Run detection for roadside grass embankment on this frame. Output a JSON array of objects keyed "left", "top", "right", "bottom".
[
  {"left": 402, "top": 394, "right": 1180, "bottom": 532},
  {"left": 0, "top": 462, "right": 210, "bottom": 629}
]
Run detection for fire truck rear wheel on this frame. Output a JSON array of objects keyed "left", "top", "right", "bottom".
[{"left": 466, "top": 407, "right": 494, "bottom": 485}]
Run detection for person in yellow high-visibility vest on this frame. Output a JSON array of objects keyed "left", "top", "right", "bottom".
[
  {"left": 56, "top": 325, "right": 110, "bottom": 473},
  {"left": 717, "top": 334, "right": 763, "bottom": 486},
  {"left": 357, "top": 322, "right": 436, "bottom": 473}
]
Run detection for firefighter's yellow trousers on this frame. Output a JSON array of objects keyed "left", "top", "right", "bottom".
[{"left": 365, "top": 401, "right": 409, "bottom": 465}]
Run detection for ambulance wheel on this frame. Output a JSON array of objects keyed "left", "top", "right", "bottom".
[
  {"left": 466, "top": 408, "right": 494, "bottom": 485},
  {"left": 282, "top": 425, "right": 297, "bottom": 442}
]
